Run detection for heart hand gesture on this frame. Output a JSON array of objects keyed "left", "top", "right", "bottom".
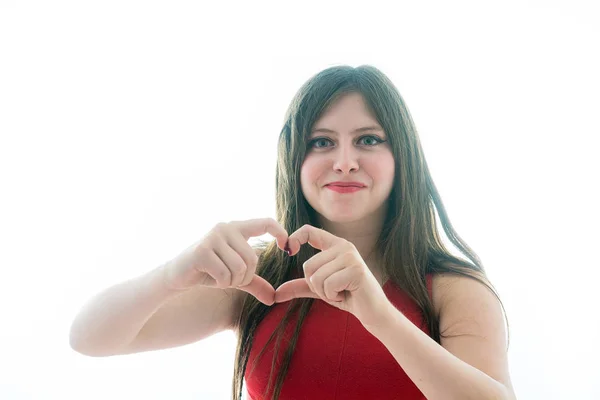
[{"left": 275, "top": 224, "right": 392, "bottom": 327}]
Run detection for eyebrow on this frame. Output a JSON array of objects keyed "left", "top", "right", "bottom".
[{"left": 310, "top": 125, "right": 383, "bottom": 135}]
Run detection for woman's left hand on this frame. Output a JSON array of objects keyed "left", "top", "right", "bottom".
[{"left": 274, "top": 224, "right": 393, "bottom": 327}]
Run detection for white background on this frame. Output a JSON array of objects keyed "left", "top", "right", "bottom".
[{"left": 1, "top": 1, "right": 599, "bottom": 399}]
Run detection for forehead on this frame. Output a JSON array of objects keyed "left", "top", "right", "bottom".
[
  {"left": 311, "top": 93, "right": 381, "bottom": 134},
  {"left": 309, "top": 93, "right": 383, "bottom": 136}
]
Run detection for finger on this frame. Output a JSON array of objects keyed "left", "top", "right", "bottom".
[
  {"left": 302, "top": 251, "right": 335, "bottom": 293},
  {"left": 287, "top": 224, "right": 338, "bottom": 256},
  {"left": 212, "top": 241, "right": 247, "bottom": 287},
  {"left": 235, "top": 218, "right": 289, "bottom": 251},
  {"left": 302, "top": 247, "right": 338, "bottom": 293},
  {"left": 238, "top": 275, "right": 276, "bottom": 306},
  {"left": 274, "top": 279, "right": 320, "bottom": 303},
  {"left": 228, "top": 232, "right": 260, "bottom": 287},
  {"left": 323, "top": 269, "right": 353, "bottom": 302},
  {"left": 200, "top": 250, "right": 232, "bottom": 288},
  {"left": 309, "top": 259, "right": 346, "bottom": 301}
]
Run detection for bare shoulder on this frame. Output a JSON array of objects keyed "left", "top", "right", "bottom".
[
  {"left": 430, "top": 272, "right": 502, "bottom": 320},
  {"left": 430, "top": 272, "right": 514, "bottom": 395}
]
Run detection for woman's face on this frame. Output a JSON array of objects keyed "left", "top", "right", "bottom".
[{"left": 300, "top": 92, "right": 395, "bottom": 224}]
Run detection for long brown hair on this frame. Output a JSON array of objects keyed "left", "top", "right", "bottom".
[{"left": 231, "top": 64, "right": 508, "bottom": 399}]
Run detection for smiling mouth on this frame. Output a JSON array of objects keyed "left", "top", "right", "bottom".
[
  {"left": 325, "top": 186, "right": 365, "bottom": 193},
  {"left": 325, "top": 182, "right": 367, "bottom": 188}
]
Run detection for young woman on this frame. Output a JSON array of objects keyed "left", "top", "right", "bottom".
[{"left": 70, "top": 65, "right": 515, "bottom": 400}]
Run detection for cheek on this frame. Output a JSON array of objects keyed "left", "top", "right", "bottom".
[
  {"left": 300, "top": 156, "right": 321, "bottom": 186},
  {"left": 368, "top": 153, "right": 395, "bottom": 184},
  {"left": 299, "top": 161, "right": 312, "bottom": 196}
]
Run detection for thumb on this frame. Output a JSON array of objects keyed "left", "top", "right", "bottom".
[{"left": 274, "top": 279, "right": 320, "bottom": 302}]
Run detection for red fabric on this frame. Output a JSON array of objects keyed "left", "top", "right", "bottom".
[{"left": 245, "top": 274, "right": 433, "bottom": 400}]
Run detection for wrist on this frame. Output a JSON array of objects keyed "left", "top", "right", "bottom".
[
  {"left": 362, "top": 300, "right": 397, "bottom": 332},
  {"left": 149, "top": 262, "right": 187, "bottom": 297}
]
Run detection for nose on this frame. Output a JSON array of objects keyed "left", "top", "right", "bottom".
[{"left": 332, "top": 143, "right": 359, "bottom": 173}]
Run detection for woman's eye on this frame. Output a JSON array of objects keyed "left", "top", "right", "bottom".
[
  {"left": 308, "top": 138, "right": 331, "bottom": 148},
  {"left": 312, "top": 138, "right": 332, "bottom": 148},
  {"left": 358, "top": 135, "right": 384, "bottom": 146}
]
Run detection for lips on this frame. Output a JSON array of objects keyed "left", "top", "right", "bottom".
[{"left": 325, "top": 182, "right": 366, "bottom": 188}]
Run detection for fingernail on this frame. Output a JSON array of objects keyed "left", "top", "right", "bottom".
[{"left": 284, "top": 240, "right": 291, "bottom": 256}]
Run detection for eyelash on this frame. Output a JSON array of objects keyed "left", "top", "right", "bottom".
[{"left": 308, "top": 135, "right": 387, "bottom": 149}]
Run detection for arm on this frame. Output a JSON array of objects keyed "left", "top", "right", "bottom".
[
  {"left": 363, "top": 273, "right": 516, "bottom": 400},
  {"left": 69, "top": 261, "right": 244, "bottom": 357}
]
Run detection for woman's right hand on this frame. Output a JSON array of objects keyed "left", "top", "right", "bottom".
[{"left": 161, "top": 218, "right": 289, "bottom": 305}]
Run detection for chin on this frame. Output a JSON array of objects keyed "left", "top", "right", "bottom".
[
  {"left": 325, "top": 216, "right": 356, "bottom": 224},
  {"left": 321, "top": 209, "right": 366, "bottom": 224}
]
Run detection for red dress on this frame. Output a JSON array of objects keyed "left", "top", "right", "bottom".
[{"left": 245, "top": 274, "right": 433, "bottom": 399}]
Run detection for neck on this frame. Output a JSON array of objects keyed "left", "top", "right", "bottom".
[{"left": 316, "top": 206, "right": 387, "bottom": 280}]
